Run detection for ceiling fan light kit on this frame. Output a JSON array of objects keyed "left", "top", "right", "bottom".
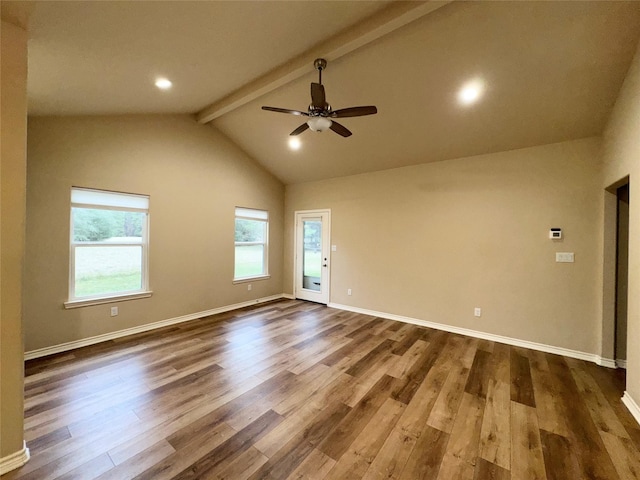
[
  {"left": 307, "top": 116, "right": 332, "bottom": 132},
  {"left": 262, "top": 58, "right": 377, "bottom": 138}
]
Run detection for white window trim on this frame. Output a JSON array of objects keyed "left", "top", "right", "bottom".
[
  {"left": 232, "top": 275, "right": 271, "bottom": 285},
  {"left": 68, "top": 187, "right": 150, "bottom": 306},
  {"left": 64, "top": 291, "right": 153, "bottom": 309},
  {"left": 234, "top": 207, "right": 269, "bottom": 282}
]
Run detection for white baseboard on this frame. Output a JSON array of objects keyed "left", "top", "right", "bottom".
[
  {"left": 597, "top": 357, "right": 618, "bottom": 369},
  {"left": 0, "top": 441, "right": 29, "bottom": 475},
  {"left": 328, "top": 302, "right": 603, "bottom": 365},
  {"left": 622, "top": 392, "right": 640, "bottom": 427},
  {"left": 25, "top": 294, "right": 287, "bottom": 360},
  {"left": 24, "top": 294, "right": 619, "bottom": 372},
  {"left": 617, "top": 359, "right": 628, "bottom": 369}
]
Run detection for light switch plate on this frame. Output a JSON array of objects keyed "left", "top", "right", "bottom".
[{"left": 555, "top": 252, "right": 574, "bottom": 263}]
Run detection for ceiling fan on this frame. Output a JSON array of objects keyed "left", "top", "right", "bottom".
[{"left": 262, "top": 58, "right": 377, "bottom": 138}]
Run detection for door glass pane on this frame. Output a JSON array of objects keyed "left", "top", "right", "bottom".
[
  {"left": 74, "top": 245, "right": 142, "bottom": 297},
  {"left": 303, "top": 220, "right": 322, "bottom": 291}
]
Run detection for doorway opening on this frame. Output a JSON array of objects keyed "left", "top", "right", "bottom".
[{"left": 602, "top": 178, "right": 629, "bottom": 371}]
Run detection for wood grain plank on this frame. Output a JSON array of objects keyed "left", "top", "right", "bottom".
[
  {"left": 571, "top": 366, "right": 630, "bottom": 438},
  {"left": 600, "top": 431, "right": 640, "bottom": 480},
  {"left": 473, "top": 458, "right": 510, "bottom": 480},
  {"left": 360, "top": 427, "right": 416, "bottom": 480},
  {"left": 510, "top": 402, "right": 546, "bottom": 480},
  {"left": 539, "top": 429, "right": 582, "bottom": 480},
  {"left": 546, "top": 355, "right": 621, "bottom": 480},
  {"left": 171, "top": 409, "right": 283, "bottom": 479},
  {"left": 56, "top": 453, "right": 114, "bottom": 480},
  {"left": 399, "top": 426, "right": 449, "bottom": 480},
  {"left": 529, "top": 355, "right": 569, "bottom": 437},
  {"left": 345, "top": 339, "right": 397, "bottom": 378},
  {"left": 319, "top": 374, "right": 397, "bottom": 461},
  {"left": 391, "top": 330, "right": 447, "bottom": 405},
  {"left": 131, "top": 422, "right": 236, "bottom": 480},
  {"left": 436, "top": 392, "right": 485, "bottom": 480},
  {"left": 479, "top": 379, "right": 511, "bottom": 470},
  {"left": 213, "top": 446, "right": 269, "bottom": 480},
  {"left": 427, "top": 364, "right": 470, "bottom": 433},
  {"left": 389, "top": 327, "right": 424, "bottom": 356},
  {"left": 95, "top": 440, "right": 176, "bottom": 480},
  {"left": 324, "top": 398, "right": 405, "bottom": 479},
  {"left": 395, "top": 355, "right": 449, "bottom": 439},
  {"left": 284, "top": 449, "right": 335, "bottom": 480},
  {"left": 465, "top": 349, "right": 492, "bottom": 398},
  {"left": 386, "top": 339, "right": 429, "bottom": 379},
  {"left": 248, "top": 401, "right": 352, "bottom": 480},
  {"left": 510, "top": 349, "right": 536, "bottom": 407},
  {"left": 583, "top": 362, "right": 640, "bottom": 450}
]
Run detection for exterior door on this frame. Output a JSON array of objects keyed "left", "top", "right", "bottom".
[{"left": 295, "top": 210, "right": 330, "bottom": 304}]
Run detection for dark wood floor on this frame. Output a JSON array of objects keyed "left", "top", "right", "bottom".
[{"left": 4, "top": 299, "right": 640, "bottom": 479}]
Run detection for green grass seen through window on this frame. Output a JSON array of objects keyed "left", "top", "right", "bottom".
[
  {"left": 75, "top": 272, "right": 142, "bottom": 297},
  {"left": 235, "top": 244, "right": 265, "bottom": 278}
]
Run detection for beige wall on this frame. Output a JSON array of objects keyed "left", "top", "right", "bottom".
[
  {"left": 602, "top": 39, "right": 640, "bottom": 400},
  {"left": 1, "top": 19, "right": 28, "bottom": 459},
  {"left": 285, "top": 138, "right": 603, "bottom": 354},
  {"left": 25, "top": 115, "right": 284, "bottom": 352}
]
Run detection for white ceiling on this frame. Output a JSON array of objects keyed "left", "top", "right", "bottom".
[
  {"left": 27, "top": 1, "right": 390, "bottom": 115},
  {"left": 25, "top": 1, "right": 640, "bottom": 184}
]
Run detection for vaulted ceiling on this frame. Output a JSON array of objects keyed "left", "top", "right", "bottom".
[{"left": 25, "top": 1, "right": 640, "bottom": 184}]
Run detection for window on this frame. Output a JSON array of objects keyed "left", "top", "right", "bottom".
[
  {"left": 234, "top": 207, "right": 269, "bottom": 281},
  {"left": 66, "top": 188, "right": 150, "bottom": 307}
]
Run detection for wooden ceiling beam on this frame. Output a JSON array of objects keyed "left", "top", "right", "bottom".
[{"left": 195, "top": 1, "right": 452, "bottom": 124}]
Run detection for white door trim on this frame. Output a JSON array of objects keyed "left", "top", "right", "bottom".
[{"left": 293, "top": 209, "right": 331, "bottom": 304}]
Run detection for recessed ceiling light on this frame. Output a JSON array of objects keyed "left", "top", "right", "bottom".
[
  {"left": 288, "top": 137, "right": 301, "bottom": 150},
  {"left": 155, "top": 78, "right": 172, "bottom": 90},
  {"left": 458, "top": 79, "right": 484, "bottom": 105}
]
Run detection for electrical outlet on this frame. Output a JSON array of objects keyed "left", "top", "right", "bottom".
[
  {"left": 347, "top": 288, "right": 352, "bottom": 296},
  {"left": 474, "top": 307, "right": 481, "bottom": 317},
  {"left": 110, "top": 306, "right": 118, "bottom": 317},
  {"left": 248, "top": 284, "right": 252, "bottom": 291}
]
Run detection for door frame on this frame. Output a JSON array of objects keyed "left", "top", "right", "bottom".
[
  {"left": 602, "top": 177, "right": 630, "bottom": 370},
  {"left": 293, "top": 209, "right": 331, "bottom": 304}
]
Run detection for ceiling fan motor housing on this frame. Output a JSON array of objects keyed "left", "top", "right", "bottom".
[{"left": 314, "top": 58, "right": 327, "bottom": 72}]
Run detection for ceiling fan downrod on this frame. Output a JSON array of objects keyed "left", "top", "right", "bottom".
[{"left": 314, "top": 58, "right": 327, "bottom": 85}]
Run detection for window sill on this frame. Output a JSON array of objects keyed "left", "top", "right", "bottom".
[
  {"left": 64, "top": 291, "right": 153, "bottom": 309},
  {"left": 233, "top": 275, "right": 270, "bottom": 285}
]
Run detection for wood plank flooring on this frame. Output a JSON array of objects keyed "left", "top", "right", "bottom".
[{"left": 4, "top": 299, "right": 640, "bottom": 479}]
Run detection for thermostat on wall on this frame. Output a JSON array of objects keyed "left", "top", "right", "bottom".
[{"left": 549, "top": 228, "right": 562, "bottom": 239}]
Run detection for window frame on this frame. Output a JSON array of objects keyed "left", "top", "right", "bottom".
[
  {"left": 64, "top": 187, "right": 152, "bottom": 309},
  {"left": 233, "top": 207, "right": 270, "bottom": 283}
]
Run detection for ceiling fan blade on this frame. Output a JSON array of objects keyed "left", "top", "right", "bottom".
[
  {"left": 290, "top": 123, "right": 309, "bottom": 136},
  {"left": 329, "top": 121, "right": 352, "bottom": 137},
  {"left": 330, "top": 106, "right": 377, "bottom": 118},
  {"left": 311, "top": 83, "right": 326, "bottom": 108},
  {"left": 262, "top": 106, "right": 308, "bottom": 116}
]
